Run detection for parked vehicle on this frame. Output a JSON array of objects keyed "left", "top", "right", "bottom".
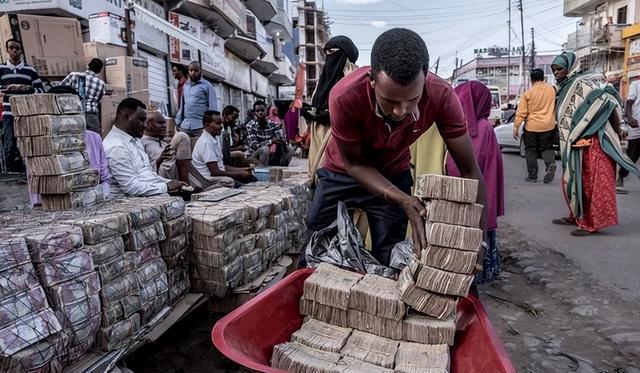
[
  {"left": 487, "top": 85, "right": 502, "bottom": 126},
  {"left": 494, "top": 122, "right": 560, "bottom": 158},
  {"left": 494, "top": 122, "right": 525, "bottom": 156}
]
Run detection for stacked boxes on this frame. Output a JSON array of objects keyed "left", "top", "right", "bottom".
[
  {"left": 398, "top": 174, "right": 482, "bottom": 320},
  {"left": 21, "top": 225, "right": 101, "bottom": 366},
  {"left": 0, "top": 236, "right": 66, "bottom": 372},
  {"left": 10, "top": 94, "right": 104, "bottom": 211}
]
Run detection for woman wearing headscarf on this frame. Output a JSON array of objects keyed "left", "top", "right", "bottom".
[
  {"left": 446, "top": 81, "right": 505, "bottom": 284},
  {"left": 306, "top": 35, "right": 359, "bottom": 183},
  {"left": 551, "top": 51, "right": 638, "bottom": 236},
  {"left": 268, "top": 105, "right": 282, "bottom": 127}
]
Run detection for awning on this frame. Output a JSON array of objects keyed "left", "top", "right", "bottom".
[
  {"left": 129, "top": 3, "right": 209, "bottom": 52},
  {"left": 225, "top": 34, "right": 266, "bottom": 63}
]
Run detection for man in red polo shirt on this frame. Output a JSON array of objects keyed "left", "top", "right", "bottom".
[{"left": 307, "top": 28, "right": 488, "bottom": 266}]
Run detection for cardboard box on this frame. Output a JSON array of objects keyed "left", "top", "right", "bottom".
[
  {"left": 100, "top": 90, "right": 150, "bottom": 137},
  {"left": 83, "top": 42, "right": 127, "bottom": 82},
  {"left": 83, "top": 42, "right": 127, "bottom": 59},
  {"left": 88, "top": 12, "right": 135, "bottom": 49},
  {"left": 105, "top": 56, "right": 148, "bottom": 93},
  {"left": 0, "top": 14, "right": 84, "bottom": 77}
]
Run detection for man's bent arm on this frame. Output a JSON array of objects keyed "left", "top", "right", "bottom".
[{"left": 336, "top": 138, "right": 428, "bottom": 254}]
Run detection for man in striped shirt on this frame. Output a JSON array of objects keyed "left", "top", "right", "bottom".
[
  {"left": 60, "top": 58, "right": 106, "bottom": 134},
  {"left": 1, "top": 39, "right": 44, "bottom": 173}
]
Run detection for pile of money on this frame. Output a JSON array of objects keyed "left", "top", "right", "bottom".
[
  {"left": 14, "top": 114, "right": 86, "bottom": 138},
  {"left": 397, "top": 263, "right": 458, "bottom": 319},
  {"left": 291, "top": 319, "right": 352, "bottom": 353},
  {"left": 187, "top": 178, "right": 311, "bottom": 297},
  {"left": 303, "top": 264, "right": 362, "bottom": 310},
  {"left": 414, "top": 174, "right": 478, "bottom": 203},
  {"left": 348, "top": 274, "right": 405, "bottom": 321},
  {"left": 333, "top": 356, "right": 394, "bottom": 373},
  {"left": 271, "top": 342, "right": 341, "bottom": 373},
  {"left": 9, "top": 94, "right": 83, "bottom": 117},
  {"left": 271, "top": 312, "right": 449, "bottom": 372},
  {"left": 20, "top": 224, "right": 101, "bottom": 365},
  {"left": 0, "top": 236, "right": 67, "bottom": 371},
  {"left": 394, "top": 342, "right": 450, "bottom": 373},
  {"left": 95, "top": 313, "right": 140, "bottom": 351},
  {"left": 10, "top": 94, "right": 101, "bottom": 212},
  {"left": 27, "top": 152, "right": 90, "bottom": 176},
  {"left": 341, "top": 330, "right": 398, "bottom": 369},
  {"left": 300, "top": 297, "right": 349, "bottom": 328},
  {"left": 402, "top": 313, "right": 456, "bottom": 346}
]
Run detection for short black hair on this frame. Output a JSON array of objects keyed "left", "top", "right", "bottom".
[
  {"left": 253, "top": 100, "right": 266, "bottom": 109},
  {"left": 189, "top": 61, "right": 200, "bottom": 68},
  {"left": 172, "top": 64, "right": 188, "bottom": 76},
  {"left": 88, "top": 58, "right": 104, "bottom": 74},
  {"left": 223, "top": 105, "right": 240, "bottom": 116},
  {"left": 371, "top": 28, "right": 429, "bottom": 86},
  {"left": 203, "top": 110, "right": 221, "bottom": 125},
  {"left": 116, "top": 97, "right": 146, "bottom": 118},
  {"left": 5, "top": 38, "right": 22, "bottom": 50},
  {"left": 530, "top": 68, "right": 545, "bottom": 82}
]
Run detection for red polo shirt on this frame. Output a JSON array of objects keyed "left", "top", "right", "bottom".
[{"left": 324, "top": 66, "right": 467, "bottom": 177}]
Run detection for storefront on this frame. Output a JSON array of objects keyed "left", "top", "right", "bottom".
[{"left": 623, "top": 24, "right": 640, "bottom": 98}]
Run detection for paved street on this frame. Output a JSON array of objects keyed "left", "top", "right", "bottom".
[{"left": 499, "top": 151, "right": 640, "bottom": 301}]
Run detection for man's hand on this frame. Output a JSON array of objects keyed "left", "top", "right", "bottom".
[
  {"left": 629, "top": 118, "right": 639, "bottom": 128},
  {"left": 166, "top": 180, "right": 187, "bottom": 192},
  {"left": 401, "top": 196, "right": 427, "bottom": 258},
  {"left": 271, "top": 137, "right": 284, "bottom": 144},
  {"left": 156, "top": 146, "right": 174, "bottom": 168},
  {"left": 513, "top": 127, "right": 520, "bottom": 140},
  {"left": 474, "top": 242, "right": 487, "bottom": 273}
]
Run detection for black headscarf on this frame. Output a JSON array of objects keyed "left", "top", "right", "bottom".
[{"left": 311, "top": 36, "right": 359, "bottom": 115}]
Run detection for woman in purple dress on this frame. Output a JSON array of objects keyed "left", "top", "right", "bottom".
[{"left": 446, "top": 81, "right": 505, "bottom": 284}]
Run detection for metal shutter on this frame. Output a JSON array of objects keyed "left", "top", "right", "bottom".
[{"left": 139, "top": 50, "right": 170, "bottom": 116}]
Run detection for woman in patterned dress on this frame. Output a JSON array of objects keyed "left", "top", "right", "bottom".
[{"left": 551, "top": 51, "right": 638, "bottom": 236}]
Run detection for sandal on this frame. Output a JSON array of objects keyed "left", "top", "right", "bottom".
[
  {"left": 571, "top": 229, "right": 595, "bottom": 237},
  {"left": 616, "top": 187, "right": 629, "bottom": 195},
  {"left": 552, "top": 217, "right": 575, "bottom": 225}
]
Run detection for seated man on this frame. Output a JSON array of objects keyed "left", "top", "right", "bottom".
[
  {"left": 192, "top": 111, "right": 256, "bottom": 186},
  {"left": 221, "top": 105, "right": 250, "bottom": 167},
  {"left": 103, "top": 98, "right": 186, "bottom": 198},
  {"left": 246, "top": 100, "right": 293, "bottom": 166},
  {"left": 141, "top": 111, "right": 194, "bottom": 183}
]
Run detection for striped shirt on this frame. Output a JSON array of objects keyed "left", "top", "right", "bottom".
[
  {"left": 60, "top": 70, "right": 106, "bottom": 114},
  {"left": 0, "top": 60, "right": 44, "bottom": 118}
]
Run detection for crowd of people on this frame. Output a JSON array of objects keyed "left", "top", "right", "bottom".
[
  {"left": 0, "top": 38, "right": 297, "bottom": 202},
  {"left": 3, "top": 27, "right": 640, "bottom": 287}
]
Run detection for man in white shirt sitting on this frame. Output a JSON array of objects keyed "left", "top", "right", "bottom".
[
  {"left": 103, "top": 98, "right": 187, "bottom": 198},
  {"left": 192, "top": 110, "right": 256, "bottom": 186}
]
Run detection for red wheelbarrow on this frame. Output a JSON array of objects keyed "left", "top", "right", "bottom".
[{"left": 212, "top": 268, "right": 516, "bottom": 373}]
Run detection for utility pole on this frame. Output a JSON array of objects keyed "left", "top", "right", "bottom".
[
  {"left": 518, "top": 0, "right": 526, "bottom": 93},
  {"left": 530, "top": 27, "right": 535, "bottom": 72},
  {"left": 124, "top": 5, "right": 134, "bottom": 57},
  {"left": 507, "top": 0, "right": 512, "bottom": 103}
]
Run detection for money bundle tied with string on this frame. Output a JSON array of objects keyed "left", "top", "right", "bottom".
[
  {"left": 20, "top": 224, "right": 101, "bottom": 363},
  {"left": 10, "top": 94, "right": 102, "bottom": 211},
  {"left": 0, "top": 235, "right": 68, "bottom": 371}
]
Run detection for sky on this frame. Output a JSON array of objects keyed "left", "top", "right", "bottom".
[{"left": 318, "top": 0, "right": 579, "bottom": 78}]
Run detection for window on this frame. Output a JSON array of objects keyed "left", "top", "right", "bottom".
[{"left": 617, "top": 6, "right": 627, "bottom": 24}]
